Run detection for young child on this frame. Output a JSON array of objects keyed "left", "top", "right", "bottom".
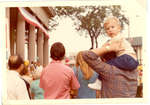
[{"left": 88, "top": 16, "right": 139, "bottom": 90}]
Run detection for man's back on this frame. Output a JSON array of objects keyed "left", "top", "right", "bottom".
[
  {"left": 82, "top": 51, "right": 138, "bottom": 98},
  {"left": 7, "top": 70, "right": 30, "bottom": 100},
  {"left": 40, "top": 61, "right": 80, "bottom": 99},
  {"left": 101, "top": 68, "right": 138, "bottom": 98}
]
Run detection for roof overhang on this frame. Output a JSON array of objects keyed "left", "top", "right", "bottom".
[{"left": 18, "top": 7, "right": 50, "bottom": 38}]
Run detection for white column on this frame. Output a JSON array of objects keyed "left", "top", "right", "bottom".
[
  {"left": 28, "top": 24, "right": 36, "bottom": 63},
  {"left": 16, "top": 12, "right": 25, "bottom": 59},
  {"left": 37, "top": 29, "right": 44, "bottom": 65},
  {"left": 43, "top": 36, "right": 49, "bottom": 66}
]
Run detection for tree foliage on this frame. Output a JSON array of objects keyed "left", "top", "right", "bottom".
[{"left": 49, "top": 5, "right": 129, "bottom": 49}]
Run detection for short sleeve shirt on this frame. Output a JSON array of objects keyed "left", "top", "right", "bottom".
[{"left": 40, "top": 60, "right": 80, "bottom": 99}]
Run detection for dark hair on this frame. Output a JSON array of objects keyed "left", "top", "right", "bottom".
[
  {"left": 31, "top": 61, "right": 34, "bottom": 64},
  {"left": 8, "top": 55, "right": 24, "bottom": 70},
  {"left": 50, "top": 42, "right": 65, "bottom": 60},
  {"left": 101, "top": 51, "right": 117, "bottom": 61}
]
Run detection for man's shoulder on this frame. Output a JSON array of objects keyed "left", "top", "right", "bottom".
[
  {"left": 7, "top": 70, "right": 20, "bottom": 79},
  {"left": 46, "top": 63, "right": 73, "bottom": 72},
  {"left": 64, "top": 65, "right": 74, "bottom": 72}
]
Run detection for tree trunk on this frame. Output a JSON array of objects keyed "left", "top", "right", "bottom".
[
  {"left": 88, "top": 30, "right": 94, "bottom": 50},
  {"left": 95, "top": 37, "right": 98, "bottom": 48},
  {"left": 94, "top": 29, "right": 101, "bottom": 48},
  {"left": 90, "top": 37, "right": 94, "bottom": 49}
]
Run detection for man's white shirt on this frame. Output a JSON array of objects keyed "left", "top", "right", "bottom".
[{"left": 7, "top": 70, "right": 30, "bottom": 100}]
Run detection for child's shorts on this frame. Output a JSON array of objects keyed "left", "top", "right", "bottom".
[{"left": 106, "top": 54, "right": 139, "bottom": 71}]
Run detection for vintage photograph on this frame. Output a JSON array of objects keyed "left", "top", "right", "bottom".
[{"left": 0, "top": 0, "right": 147, "bottom": 104}]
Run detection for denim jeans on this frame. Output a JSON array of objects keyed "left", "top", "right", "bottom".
[{"left": 107, "top": 54, "right": 139, "bottom": 71}]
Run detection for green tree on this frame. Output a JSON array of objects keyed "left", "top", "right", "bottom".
[{"left": 49, "top": 5, "right": 129, "bottom": 49}]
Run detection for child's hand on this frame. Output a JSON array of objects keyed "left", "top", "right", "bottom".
[
  {"left": 102, "top": 41, "right": 111, "bottom": 48},
  {"left": 105, "top": 40, "right": 122, "bottom": 52}
]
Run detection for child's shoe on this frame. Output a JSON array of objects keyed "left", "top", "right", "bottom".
[{"left": 88, "top": 79, "right": 101, "bottom": 90}]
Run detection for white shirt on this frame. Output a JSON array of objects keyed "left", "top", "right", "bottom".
[
  {"left": 108, "top": 33, "right": 136, "bottom": 57},
  {"left": 7, "top": 70, "right": 30, "bottom": 100},
  {"left": 36, "top": 65, "right": 43, "bottom": 72},
  {"left": 32, "top": 65, "right": 43, "bottom": 79},
  {"left": 21, "top": 75, "right": 33, "bottom": 85}
]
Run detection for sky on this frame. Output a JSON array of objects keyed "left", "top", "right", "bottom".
[
  {"left": 49, "top": 17, "right": 92, "bottom": 56},
  {"left": 48, "top": 1, "right": 146, "bottom": 56}
]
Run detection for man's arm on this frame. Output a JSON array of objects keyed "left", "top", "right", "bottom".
[
  {"left": 91, "top": 44, "right": 109, "bottom": 56},
  {"left": 82, "top": 51, "right": 115, "bottom": 79}
]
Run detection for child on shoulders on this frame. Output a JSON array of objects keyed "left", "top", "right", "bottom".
[{"left": 88, "top": 16, "right": 139, "bottom": 90}]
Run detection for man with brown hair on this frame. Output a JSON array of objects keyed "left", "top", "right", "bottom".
[{"left": 40, "top": 42, "right": 80, "bottom": 99}]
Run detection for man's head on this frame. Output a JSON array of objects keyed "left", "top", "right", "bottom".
[
  {"left": 101, "top": 51, "right": 117, "bottom": 62},
  {"left": 8, "top": 55, "right": 24, "bottom": 71},
  {"left": 31, "top": 61, "right": 34, "bottom": 64},
  {"left": 104, "top": 16, "right": 121, "bottom": 38},
  {"left": 50, "top": 42, "right": 65, "bottom": 61}
]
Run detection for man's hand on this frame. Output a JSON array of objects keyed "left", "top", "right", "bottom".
[{"left": 70, "top": 89, "right": 78, "bottom": 99}]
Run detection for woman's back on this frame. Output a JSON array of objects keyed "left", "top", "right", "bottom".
[
  {"left": 73, "top": 66, "right": 98, "bottom": 98},
  {"left": 31, "top": 79, "right": 44, "bottom": 99}
]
